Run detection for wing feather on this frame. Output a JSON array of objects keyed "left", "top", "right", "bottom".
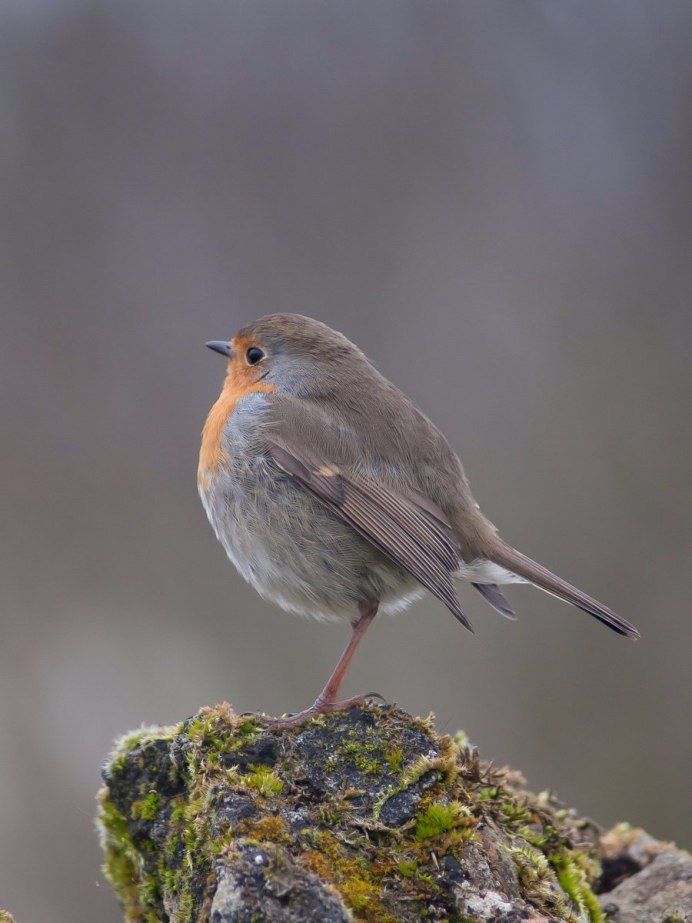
[{"left": 267, "top": 439, "right": 473, "bottom": 631}]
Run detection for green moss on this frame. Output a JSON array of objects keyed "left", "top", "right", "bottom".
[
  {"left": 415, "top": 800, "right": 471, "bottom": 841},
  {"left": 97, "top": 796, "right": 146, "bottom": 922},
  {"left": 106, "top": 725, "right": 175, "bottom": 776},
  {"left": 341, "top": 876, "right": 383, "bottom": 915},
  {"left": 302, "top": 830, "right": 399, "bottom": 923},
  {"left": 512, "top": 844, "right": 553, "bottom": 880},
  {"left": 552, "top": 851, "right": 604, "bottom": 923},
  {"left": 237, "top": 717, "right": 260, "bottom": 735},
  {"left": 334, "top": 736, "right": 384, "bottom": 774},
  {"left": 511, "top": 844, "right": 567, "bottom": 915},
  {"left": 131, "top": 792, "right": 159, "bottom": 822},
  {"left": 244, "top": 765, "right": 283, "bottom": 798},
  {"left": 317, "top": 802, "right": 345, "bottom": 826},
  {"left": 237, "top": 814, "right": 289, "bottom": 844},
  {"left": 98, "top": 705, "right": 266, "bottom": 923},
  {"left": 397, "top": 859, "right": 418, "bottom": 878},
  {"left": 169, "top": 796, "right": 186, "bottom": 827},
  {"left": 383, "top": 747, "right": 404, "bottom": 773},
  {"left": 415, "top": 803, "right": 455, "bottom": 840},
  {"left": 500, "top": 798, "right": 533, "bottom": 827}
]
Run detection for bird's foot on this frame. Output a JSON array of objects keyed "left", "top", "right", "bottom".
[{"left": 264, "top": 693, "right": 386, "bottom": 730}]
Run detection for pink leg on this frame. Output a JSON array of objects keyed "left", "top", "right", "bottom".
[{"left": 268, "top": 602, "right": 379, "bottom": 729}]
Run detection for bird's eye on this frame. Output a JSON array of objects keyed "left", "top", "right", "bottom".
[{"left": 246, "top": 346, "right": 265, "bottom": 366}]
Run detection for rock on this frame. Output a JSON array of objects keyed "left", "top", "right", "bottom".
[
  {"left": 210, "top": 840, "right": 352, "bottom": 922},
  {"left": 97, "top": 703, "right": 689, "bottom": 923},
  {"left": 595, "top": 822, "right": 692, "bottom": 921}
]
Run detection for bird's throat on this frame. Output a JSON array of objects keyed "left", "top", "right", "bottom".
[{"left": 198, "top": 376, "right": 276, "bottom": 486}]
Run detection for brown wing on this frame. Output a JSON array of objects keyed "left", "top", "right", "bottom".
[{"left": 267, "top": 439, "right": 473, "bottom": 631}]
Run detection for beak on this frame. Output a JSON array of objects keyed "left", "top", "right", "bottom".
[{"left": 205, "top": 340, "right": 232, "bottom": 359}]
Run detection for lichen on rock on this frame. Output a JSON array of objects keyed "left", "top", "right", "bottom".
[{"left": 97, "top": 703, "right": 689, "bottom": 923}]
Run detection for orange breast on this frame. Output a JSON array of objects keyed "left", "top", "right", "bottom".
[{"left": 197, "top": 376, "right": 276, "bottom": 487}]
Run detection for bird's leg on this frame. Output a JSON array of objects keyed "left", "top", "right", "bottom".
[
  {"left": 311, "top": 602, "right": 378, "bottom": 710},
  {"left": 267, "top": 602, "right": 379, "bottom": 729}
]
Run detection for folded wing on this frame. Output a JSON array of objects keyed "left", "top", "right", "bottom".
[{"left": 267, "top": 439, "right": 473, "bottom": 631}]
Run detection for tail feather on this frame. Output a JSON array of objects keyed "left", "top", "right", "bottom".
[
  {"left": 487, "top": 542, "right": 640, "bottom": 639},
  {"left": 472, "top": 583, "right": 517, "bottom": 620}
]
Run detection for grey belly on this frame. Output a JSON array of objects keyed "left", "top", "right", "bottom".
[{"left": 200, "top": 461, "right": 422, "bottom": 621}]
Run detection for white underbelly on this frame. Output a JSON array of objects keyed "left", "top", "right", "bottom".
[{"left": 199, "top": 477, "right": 423, "bottom": 621}]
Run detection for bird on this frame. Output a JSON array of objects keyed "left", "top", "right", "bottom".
[{"left": 198, "top": 314, "right": 639, "bottom": 726}]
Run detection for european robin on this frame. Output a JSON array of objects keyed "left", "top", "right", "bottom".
[{"left": 198, "top": 314, "right": 638, "bottom": 726}]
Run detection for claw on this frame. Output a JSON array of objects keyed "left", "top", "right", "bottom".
[
  {"left": 363, "top": 692, "right": 389, "bottom": 705},
  {"left": 265, "top": 694, "right": 376, "bottom": 730}
]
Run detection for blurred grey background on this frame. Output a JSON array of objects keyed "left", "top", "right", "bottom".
[{"left": 1, "top": 2, "right": 691, "bottom": 921}]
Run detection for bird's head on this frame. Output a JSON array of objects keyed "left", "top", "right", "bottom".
[{"left": 206, "top": 313, "right": 369, "bottom": 397}]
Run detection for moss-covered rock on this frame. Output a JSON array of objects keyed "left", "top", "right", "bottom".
[{"left": 97, "top": 704, "right": 687, "bottom": 923}]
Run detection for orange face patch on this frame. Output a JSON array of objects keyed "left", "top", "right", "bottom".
[{"left": 197, "top": 335, "right": 276, "bottom": 485}]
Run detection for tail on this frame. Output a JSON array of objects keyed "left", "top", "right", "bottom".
[
  {"left": 486, "top": 541, "right": 640, "bottom": 639},
  {"left": 472, "top": 583, "right": 517, "bottom": 620}
]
